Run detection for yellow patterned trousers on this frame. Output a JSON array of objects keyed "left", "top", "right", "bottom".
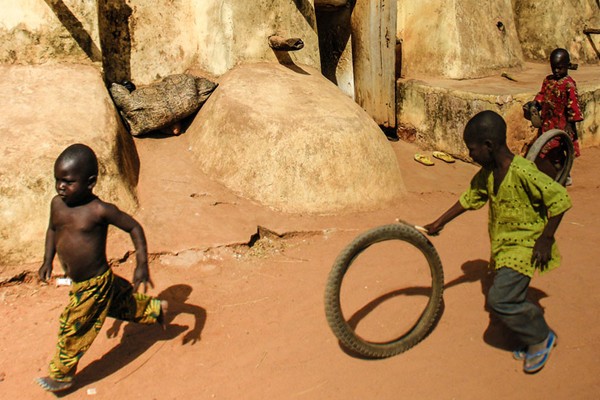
[{"left": 49, "top": 269, "right": 161, "bottom": 382}]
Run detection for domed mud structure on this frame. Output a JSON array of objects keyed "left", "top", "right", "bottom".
[{"left": 187, "top": 62, "right": 405, "bottom": 214}]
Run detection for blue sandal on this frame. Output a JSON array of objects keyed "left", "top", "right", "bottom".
[
  {"left": 523, "top": 331, "right": 557, "bottom": 374},
  {"left": 512, "top": 347, "right": 526, "bottom": 361}
]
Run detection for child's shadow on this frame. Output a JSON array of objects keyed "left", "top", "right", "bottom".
[
  {"left": 59, "top": 284, "right": 205, "bottom": 395},
  {"left": 448, "top": 260, "right": 548, "bottom": 351}
]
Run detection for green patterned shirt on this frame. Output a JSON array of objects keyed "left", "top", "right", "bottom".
[{"left": 459, "top": 156, "right": 572, "bottom": 277}]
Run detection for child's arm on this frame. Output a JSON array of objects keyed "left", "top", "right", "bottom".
[
  {"left": 102, "top": 203, "right": 153, "bottom": 292},
  {"left": 38, "top": 222, "right": 56, "bottom": 282},
  {"left": 424, "top": 201, "right": 467, "bottom": 235},
  {"left": 532, "top": 212, "right": 565, "bottom": 271},
  {"left": 565, "top": 80, "right": 583, "bottom": 138},
  {"left": 533, "top": 78, "right": 548, "bottom": 107}
]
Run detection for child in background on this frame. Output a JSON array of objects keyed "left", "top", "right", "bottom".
[
  {"left": 527, "top": 48, "right": 583, "bottom": 185},
  {"left": 36, "top": 143, "right": 167, "bottom": 392},
  {"left": 424, "top": 111, "right": 571, "bottom": 374}
]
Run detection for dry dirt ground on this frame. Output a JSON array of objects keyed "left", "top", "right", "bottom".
[{"left": 1, "top": 133, "right": 600, "bottom": 399}]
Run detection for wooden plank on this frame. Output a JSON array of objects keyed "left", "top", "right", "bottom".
[{"left": 351, "top": 0, "right": 397, "bottom": 127}]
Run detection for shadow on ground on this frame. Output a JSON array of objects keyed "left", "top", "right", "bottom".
[
  {"left": 332, "top": 259, "right": 548, "bottom": 358},
  {"left": 57, "top": 284, "right": 206, "bottom": 396}
]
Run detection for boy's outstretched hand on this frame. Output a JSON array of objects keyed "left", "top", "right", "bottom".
[
  {"left": 423, "top": 201, "right": 467, "bottom": 237},
  {"left": 133, "top": 263, "right": 154, "bottom": 293},
  {"left": 38, "top": 263, "right": 52, "bottom": 282},
  {"left": 423, "top": 222, "right": 443, "bottom": 236}
]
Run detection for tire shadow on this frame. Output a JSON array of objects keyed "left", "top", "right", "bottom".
[
  {"left": 338, "top": 285, "right": 445, "bottom": 360},
  {"left": 56, "top": 284, "right": 206, "bottom": 396},
  {"left": 334, "top": 259, "right": 548, "bottom": 358}
]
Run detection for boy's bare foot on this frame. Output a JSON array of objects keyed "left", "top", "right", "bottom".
[
  {"left": 157, "top": 300, "right": 169, "bottom": 330},
  {"left": 36, "top": 376, "right": 73, "bottom": 392}
]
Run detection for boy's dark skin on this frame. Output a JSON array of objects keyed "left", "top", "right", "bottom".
[
  {"left": 37, "top": 145, "right": 160, "bottom": 391},
  {"left": 423, "top": 113, "right": 564, "bottom": 369},
  {"left": 38, "top": 149, "right": 152, "bottom": 290}
]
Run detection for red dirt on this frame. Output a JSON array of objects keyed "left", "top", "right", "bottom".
[{"left": 1, "top": 134, "right": 600, "bottom": 399}]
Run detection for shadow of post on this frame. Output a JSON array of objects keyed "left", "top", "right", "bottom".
[
  {"left": 292, "top": 0, "right": 318, "bottom": 32},
  {"left": 43, "top": 0, "right": 134, "bottom": 85},
  {"left": 315, "top": 3, "right": 353, "bottom": 84},
  {"left": 42, "top": 0, "right": 102, "bottom": 62}
]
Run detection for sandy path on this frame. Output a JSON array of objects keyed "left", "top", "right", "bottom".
[{"left": 1, "top": 135, "right": 599, "bottom": 399}]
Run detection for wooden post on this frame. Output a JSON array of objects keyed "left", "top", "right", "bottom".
[{"left": 351, "top": 0, "right": 397, "bottom": 128}]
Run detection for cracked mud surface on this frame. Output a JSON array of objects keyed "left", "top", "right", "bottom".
[{"left": 1, "top": 135, "right": 600, "bottom": 398}]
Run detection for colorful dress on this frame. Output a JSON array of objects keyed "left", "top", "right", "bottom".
[
  {"left": 534, "top": 75, "right": 583, "bottom": 157},
  {"left": 459, "top": 156, "right": 572, "bottom": 277},
  {"left": 48, "top": 269, "right": 161, "bottom": 383}
]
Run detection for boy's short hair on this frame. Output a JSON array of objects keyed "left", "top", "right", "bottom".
[
  {"left": 550, "top": 48, "right": 570, "bottom": 63},
  {"left": 463, "top": 110, "right": 506, "bottom": 146},
  {"left": 56, "top": 144, "right": 99, "bottom": 178}
]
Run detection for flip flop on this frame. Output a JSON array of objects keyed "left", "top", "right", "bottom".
[
  {"left": 432, "top": 151, "right": 455, "bottom": 163},
  {"left": 414, "top": 153, "right": 434, "bottom": 166},
  {"left": 513, "top": 347, "right": 526, "bottom": 360},
  {"left": 523, "top": 330, "right": 557, "bottom": 374}
]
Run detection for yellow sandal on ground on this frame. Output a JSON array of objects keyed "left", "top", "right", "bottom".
[
  {"left": 414, "top": 153, "right": 434, "bottom": 166},
  {"left": 432, "top": 151, "right": 455, "bottom": 163}
]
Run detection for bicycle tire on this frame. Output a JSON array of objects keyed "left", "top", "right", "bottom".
[
  {"left": 525, "top": 129, "right": 574, "bottom": 186},
  {"left": 324, "top": 223, "right": 444, "bottom": 358}
]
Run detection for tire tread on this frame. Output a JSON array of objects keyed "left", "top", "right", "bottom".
[{"left": 324, "top": 223, "right": 444, "bottom": 358}]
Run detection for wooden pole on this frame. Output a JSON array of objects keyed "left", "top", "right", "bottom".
[{"left": 351, "top": 0, "right": 397, "bottom": 128}]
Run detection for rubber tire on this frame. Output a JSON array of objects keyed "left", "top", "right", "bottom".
[
  {"left": 525, "top": 129, "right": 574, "bottom": 186},
  {"left": 324, "top": 223, "right": 444, "bottom": 358}
]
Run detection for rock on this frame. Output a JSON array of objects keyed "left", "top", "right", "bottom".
[
  {"left": 0, "top": 64, "right": 139, "bottom": 265},
  {"left": 187, "top": 62, "right": 405, "bottom": 214},
  {"left": 110, "top": 74, "right": 218, "bottom": 136}
]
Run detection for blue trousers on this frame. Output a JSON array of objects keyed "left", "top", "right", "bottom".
[{"left": 487, "top": 267, "right": 550, "bottom": 346}]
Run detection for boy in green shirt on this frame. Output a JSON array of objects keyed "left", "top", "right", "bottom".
[{"left": 424, "top": 110, "right": 571, "bottom": 373}]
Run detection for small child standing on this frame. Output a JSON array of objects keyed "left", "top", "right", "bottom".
[
  {"left": 36, "top": 144, "right": 167, "bottom": 392},
  {"left": 527, "top": 48, "right": 583, "bottom": 184},
  {"left": 424, "top": 111, "right": 571, "bottom": 374}
]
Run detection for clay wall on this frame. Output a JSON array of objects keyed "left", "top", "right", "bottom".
[
  {"left": 0, "top": 1, "right": 320, "bottom": 85},
  {"left": 396, "top": 0, "right": 524, "bottom": 79},
  {"left": 513, "top": 0, "right": 600, "bottom": 63}
]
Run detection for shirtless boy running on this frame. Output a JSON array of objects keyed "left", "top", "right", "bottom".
[{"left": 36, "top": 143, "right": 166, "bottom": 392}]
